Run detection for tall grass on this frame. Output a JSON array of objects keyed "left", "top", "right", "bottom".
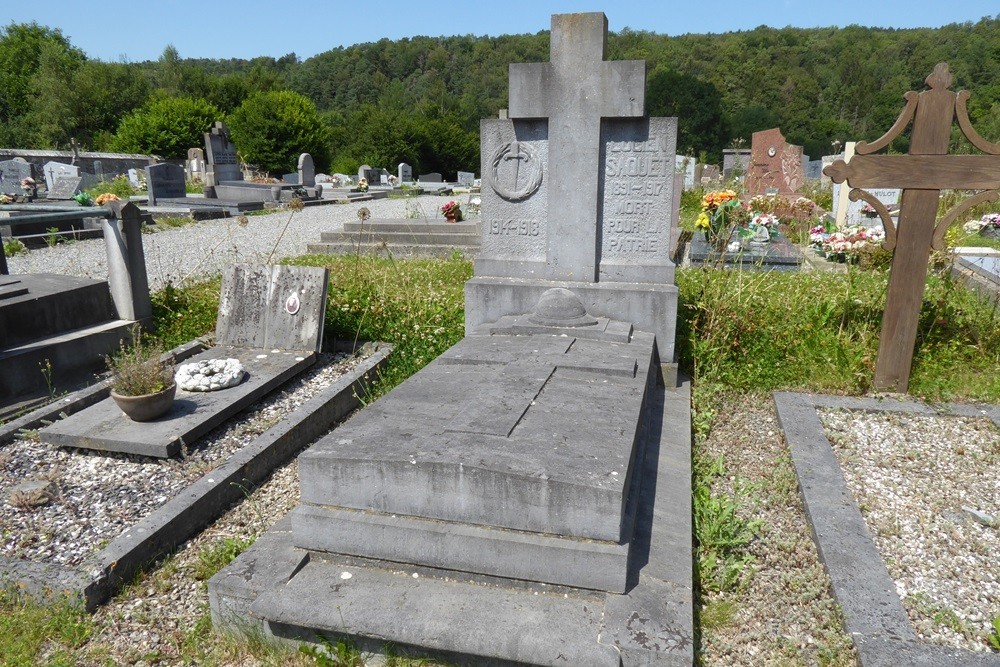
[{"left": 676, "top": 264, "right": 1000, "bottom": 401}]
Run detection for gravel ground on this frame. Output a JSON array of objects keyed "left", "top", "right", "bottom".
[
  {"left": 821, "top": 409, "right": 1000, "bottom": 653},
  {"left": 6, "top": 194, "right": 457, "bottom": 290},
  {"left": 1, "top": 352, "right": 363, "bottom": 568}
]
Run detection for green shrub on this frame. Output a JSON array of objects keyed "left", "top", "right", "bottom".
[
  {"left": 150, "top": 278, "right": 221, "bottom": 349},
  {"left": 3, "top": 237, "right": 27, "bottom": 257},
  {"left": 110, "top": 96, "right": 220, "bottom": 159},
  {"left": 86, "top": 174, "right": 136, "bottom": 199},
  {"left": 227, "top": 90, "right": 330, "bottom": 174}
]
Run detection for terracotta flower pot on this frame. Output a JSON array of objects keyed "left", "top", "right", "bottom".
[{"left": 111, "top": 383, "right": 176, "bottom": 422}]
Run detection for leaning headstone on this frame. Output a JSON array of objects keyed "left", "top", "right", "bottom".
[
  {"left": 203, "top": 121, "right": 242, "bottom": 186},
  {"left": 397, "top": 162, "right": 412, "bottom": 183},
  {"left": 46, "top": 176, "right": 83, "bottom": 200},
  {"left": 745, "top": 128, "right": 804, "bottom": 196},
  {"left": 418, "top": 172, "right": 442, "bottom": 183},
  {"left": 145, "top": 163, "right": 187, "bottom": 206},
  {"left": 0, "top": 158, "right": 33, "bottom": 196},
  {"left": 297, "top": 153, "right": 315, "bottom": 187},
  {"left": 43, "top": 162, "right": 79, "bottom": 191},
  {"left": 127, "top": 168, "right": 141, "bottom": 189},
  {"left": 456, "top": 171, "right": 475, "bottom": 187}
]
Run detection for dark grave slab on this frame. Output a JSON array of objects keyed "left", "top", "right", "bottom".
[
  {"left": 46, "top": 176, "right": 83, "bottom": 200},
  {"left": 40, "top": 264, "right": 329, "bottom": 457},
  {"left": 204, "top": 121, "right": 242, "bottom": 186},
  {"left": 40, "top": 347, "right": 315, "bottom": 457},
  {"left": 688, "top": 232, "right": 803, "bottom": 271},
  {"left": 0, "top": 277, "right": 28, "bottom": 300},
  {"left": 145, "top": 163, "right": 187, "bottom": 206}
]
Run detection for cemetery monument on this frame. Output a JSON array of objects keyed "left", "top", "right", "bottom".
[
  {"left": 825, "top": 62, "right": 1000, "bottom": 392},
  {"left": 210, "top": 12, "right": 692, "bottom": 666}
]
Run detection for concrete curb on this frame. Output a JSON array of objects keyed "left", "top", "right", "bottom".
[
  {"left": 0, "top": 343, "right": 392, "bottom": 611},
  {"left": 773, "top": 392, "right": 1000, "bottom": 667}
]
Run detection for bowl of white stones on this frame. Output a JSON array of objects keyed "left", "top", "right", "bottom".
[{"left": 174, "top": 358, "right": 246, "bottom": 392}]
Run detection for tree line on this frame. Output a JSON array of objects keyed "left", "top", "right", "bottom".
[{"left": 2, "top": 16, "right": 999, "bottom": 176}]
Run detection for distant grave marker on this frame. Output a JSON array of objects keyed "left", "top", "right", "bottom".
[
  {"left": 825, "top": 62, "right": 1000, "bottom": 391},
  {"left": 145, "top": 163, "right": 187, "bottom": 206},
  {"left": 47, "top": 176, "right": 83, "bottom": 200},
  {"left": 746, "top": 128, "right": 804, "bottom": 196}
]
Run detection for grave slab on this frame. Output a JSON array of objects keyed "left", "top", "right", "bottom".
[
  {"left": 774, "top": 392, "right": 1000, "bottom": 667},
  {"left": 687, "top": 232, "right": 803, "bottom": 271},
  {"left": 40, "top": 347, "right": 316, "bottom": 457}
]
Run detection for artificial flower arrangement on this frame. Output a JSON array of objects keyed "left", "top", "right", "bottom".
[
  {"left": 813, "top": 225, "right": 885, "bottom": 263},
  {"left": 95, "top": 193, "right": 120, "bottom": 205},
  {"left": 963, "top": 212, "right": 1000, "bottom": 235},
  {"left": 440, "top": 200, "right": 463, "bottom": 221},
  {"left": 20, "top": 177, "right": 36, "bottom": 193},
  {"left": 697, "top": 189, "right": 747, "bottom": 247},
  {"left": 357, "top": 177, "right": 369, "bottom": 192}
]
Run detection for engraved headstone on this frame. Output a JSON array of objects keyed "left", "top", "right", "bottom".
[
  {"left": 357, "top": 165, "right": 371, "bottom": 183},
  {"left": 46, "top": 176, "right": 83, "bottom": 200},
  {"left": 43, "top": 162, "right": 79, "bottom": 191},
  {"left": 127, "top": 168, "right": 141, "bottom": 188},
  {"left": 457, "top": 171, "right": 475, "bottom": 187},
  {"left": 745, "top": 128, "right": 804, "bottom": 197},
  {"left": 145, "top": 162, "right": 187, "bottom": 206},
  {"left": 0, "top": 158, "right": 33, "bottom": 196},
  {"left": 675, "top": 155, "right": 695, "bottom": 189},
  {"left": 418, "top": 172, "right": 442, "bottom": 183},
  {"left": 397, "top": 162, "right": 412, "bottom": 183},
  {"left": 467, "top": 12, "right": 678, "bottom": 358},
  {"left": 203, "top": 121, "right": 242, "bottom": 186},
  {"left": 722, "top": 148, "right": 751, "bottom": 179},
  {"left": 297, "top": 153, "right": 315, "bottom": 187}
]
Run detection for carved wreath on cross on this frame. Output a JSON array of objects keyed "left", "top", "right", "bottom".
[
  {"left": 489, "top": 141, "right": 543, "bottom": 202},
  {"left": 824, "top": 63, "right": 1000, "bottom": 252}
]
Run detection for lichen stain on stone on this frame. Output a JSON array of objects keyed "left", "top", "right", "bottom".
[{"left": 625, "top": 610, "right": 692, "bottom": 651}]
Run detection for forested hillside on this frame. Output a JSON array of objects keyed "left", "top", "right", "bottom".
[{"left": 2, "top": 16, "right": 999, "bottom": 175}]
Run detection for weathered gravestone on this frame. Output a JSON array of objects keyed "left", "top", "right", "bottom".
[
  {"left": 467, "top": 12, "right": 678, "bottom": 359},
  {"left": 745, "top": 128, "right": 804, "bottom": 197},
  {"left": 43, "top": 162, "right": 79, "bottom": 191},
  {"left": 203, "top": 121, "right": 242, "bottom": 186},
  {"left": 397, "top": 162, "right": 412, "bottom": 183},
  {"left": 145, "top": 163, "right": 187, "bottom": 206},
  {"left": 722, "top": 148, "right": 751, "bottom": 179},
  {"left": 127, "top": 168, "right": 141, "bottom": 189},
  {"left": 825, "top": 62, "right": 1000, "bottom": 392},
  {"left": 210, "top": 13, "right": 691, "bottom": 666},
  {"left": 47, "top": 176, "right": 83, "bottom": 200},
  {"left": 297, "top": 153, "right": 315, "bottom": 187},
  {"left": 0, "top": 158, "right": 33, "bottom": 196},
  {"left": 186, "top": 147, "right": 205, "bottom": 182},
  {"left": 41, "top": 264, "right": 328, "bottom": 457},
  {"left": 417, "top": 172, "right": 442, "bottom": 182},
  {"left": 456, "top": 170, "right": 475, "bottom": 187}
]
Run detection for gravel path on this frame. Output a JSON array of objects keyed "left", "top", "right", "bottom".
[{"left": 6, "top": 194, "right": 455, "bottom": 289}]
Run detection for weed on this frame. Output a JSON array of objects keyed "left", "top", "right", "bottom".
[
  {"left": 299, "top": 634, "right": 365, "bottom": 666},
  {"left": 693, "top": 453, "right": 762, "bottom": 593},
  {"left": 0, "top": 590, "right": 93, "bottom": 665},
  {"left": 3, "top": 236, "right": 27, "bottom": 257},
  {"left": 701, "top": 598, "right": 737, "bottom": 630},
  {"left": 988, "top": 616, "right": 1000, "bottom": 651},
  {"left": 193, "top": 535, "right": 254, "bottom": 581},
  {"left": 45, "top": 226, "right": 61, "bottom": 247}
]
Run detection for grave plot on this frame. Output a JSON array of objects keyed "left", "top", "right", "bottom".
[{"left": 41, "top": 265, "right": 328, "bottom": 458}]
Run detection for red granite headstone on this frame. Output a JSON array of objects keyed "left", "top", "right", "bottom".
[{"left": 746, "top": 128, "right": 804, "bottom": 196}]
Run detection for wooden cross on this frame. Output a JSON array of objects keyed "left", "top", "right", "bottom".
[
  {"left": 507, "top": 13, "right": 645, "bottom": 281},
  {"left": 825, "top": 63, "right": 1000, "bottom": 392}
]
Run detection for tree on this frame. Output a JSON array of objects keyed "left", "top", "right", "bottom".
[
  {"left": 645, "top": 67, "right": 727, "bottom": 162},
  {"left": 110, "top": 96, "right": 220, "bottom": 158},
  {"left": 226, "top": 90, "right": 330, "bottom": 173}
]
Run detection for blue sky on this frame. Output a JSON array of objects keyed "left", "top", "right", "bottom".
[{"left": 3, "top": 1, "right": 997, "bottom": 62}]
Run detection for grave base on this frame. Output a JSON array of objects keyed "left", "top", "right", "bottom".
[
  {"left": 210, "top": 376, "right": 693, "bottom": 667},
  {"left": 464, "top": 276, "right": 677, "bottom": 365}
]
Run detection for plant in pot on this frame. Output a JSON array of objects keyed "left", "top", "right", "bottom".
[{"left": 106, "top": 331, "right": 176, "bottom": 422}]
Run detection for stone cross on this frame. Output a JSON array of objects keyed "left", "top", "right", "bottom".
[
  {"left": 508, "top": 13, "right": 644, "bottom": 281},
  {"left": 825, "top": 62, "right": 1000, "bottom": 392}
]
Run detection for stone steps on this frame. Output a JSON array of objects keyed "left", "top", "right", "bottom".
[
  {"left": 308, "top": 218, "right": 481, "bottom": 259},
  {"left": 0, "top": 317, "right": 133, "bottom": 401},
  {"left": 0, "top": 274, "right": 118, "bottom": 349}
]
